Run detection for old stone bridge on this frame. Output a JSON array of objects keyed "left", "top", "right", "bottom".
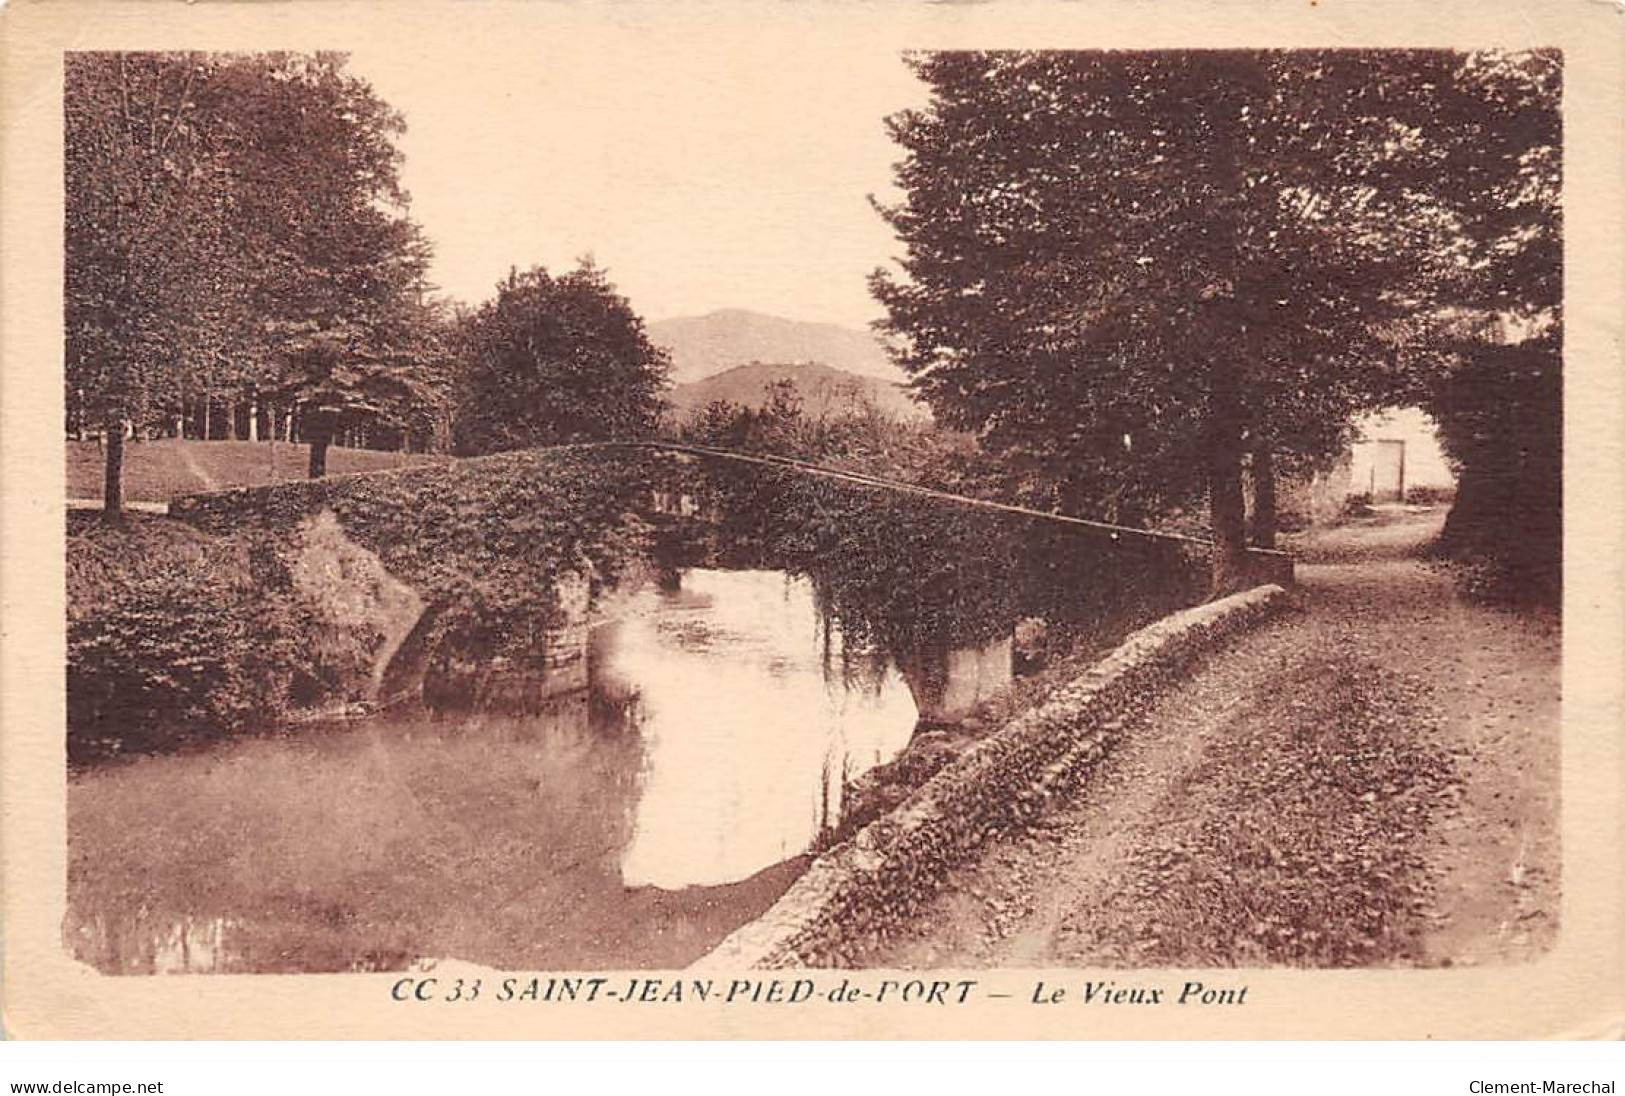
[{"left": 167, "top": 440, "right": 1293, "bottom": 725}]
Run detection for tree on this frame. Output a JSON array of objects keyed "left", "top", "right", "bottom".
[
  {"left": 278, "top": 306, "right": 451, "bottom": 477},
  {"left": 453, "top": 261, "right": 669, "bottom": 455},
  {"left": 871, "top": 51, "right": 1466, "bottom": 590},
  {"left": 1400, "top": 52, "right": 1562, "bottom": 600},
  {"left": 65, "top": 52, "right": 232, "bottom": 517},
  {"left": 66, "top": 51, "right": 449, "bottom": 503},
  {"left": 204, "top": 52, "right": 448, "bottom": 474}
]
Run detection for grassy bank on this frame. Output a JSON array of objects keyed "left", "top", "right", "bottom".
[{"left": 66, "top": 438, "right": 446, "bottom": 503}]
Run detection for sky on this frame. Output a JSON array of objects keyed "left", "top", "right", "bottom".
[{"left": 349, "top": 25, "right": 930, "bottom": 330}]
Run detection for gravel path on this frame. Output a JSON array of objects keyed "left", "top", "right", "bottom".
[{"left": 855, "top": 508, "right": 1559, "bottom": 969}]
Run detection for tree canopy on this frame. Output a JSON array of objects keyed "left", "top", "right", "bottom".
[
  {"left": 66, "top": 53, "right": 231, "bottom": 509},
  {"left": 871, "top": 49, "right": 1560, "bottom": 592},
  {"left": 65, "top": 51, "right": 449, "bottom": 502},
  {"left": 452, "top": 261, "right": 670, "bottom": 455},
  {"left": 1396, "top": 52, "right": 1562, "bottom": 600}
]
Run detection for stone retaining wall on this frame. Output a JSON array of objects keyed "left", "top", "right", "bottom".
[{"left": 693, "top": 583, "right": 1290, "bottom": 970}]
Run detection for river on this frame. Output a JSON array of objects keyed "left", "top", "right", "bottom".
[{"left": 66, "top": 569, "right": 920, "bottom": 973}]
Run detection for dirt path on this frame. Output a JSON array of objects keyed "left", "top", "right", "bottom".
[
  {"left": 176, "top": 442, "right": 222, "bottom": 491},
  {"left": 855, "top": 508, "right": 1559, "bottom": 969}
]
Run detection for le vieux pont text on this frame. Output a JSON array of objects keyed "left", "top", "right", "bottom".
[{"left": 388, "top": 976, "right": 1251, "bottom": 1007}]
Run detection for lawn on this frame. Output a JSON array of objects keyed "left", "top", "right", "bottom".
[{"left": 67, "top": 438, "right": 449, "bottom": 503}]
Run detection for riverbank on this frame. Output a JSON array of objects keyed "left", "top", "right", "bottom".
[
  {"left": 697, "top": 583, "right": 1291, "bottom": 968},
  {"left": 845, "top": 507, "right": 1558, "bottom": 968},
  {"left": 65, "top": 443, "right": 1313, "bottom": 971},
  {"left": 65, "top": 448, "right": 654, "bottom": 763}
]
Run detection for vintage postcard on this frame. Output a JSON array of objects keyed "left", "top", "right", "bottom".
[{"left": 2, "top": 0, "right": 1621, "bottom": 1040}]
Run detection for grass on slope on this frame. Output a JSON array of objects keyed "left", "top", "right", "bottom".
[{"left": 67, "top": 439, "right": 447, "bottom": 503}]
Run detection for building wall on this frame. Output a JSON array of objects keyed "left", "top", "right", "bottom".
[{"left": 1348, "top": 408, "right": 1456, "bottom": 498}]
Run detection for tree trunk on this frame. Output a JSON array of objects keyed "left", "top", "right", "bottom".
[
  {"left": 201, "top": 395, "right": 212, "bottom": 441},
  {"left": 102, "top": 417, "right": 125, "bottom": 520},
  {"left": 307, "top": 418, "right": 333, "bottom": 478},
  {"left": 224, "top": 401, "right": 237, "bottom": 441},
  {"left": 1250, "top": 443, "right": 1277, "bottom": 549},
  {"left": 1206, "top": 357, "right": 1250, "bottom": 595}
]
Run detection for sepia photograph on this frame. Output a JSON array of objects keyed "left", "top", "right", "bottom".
[
  {"left": 4, "top": 0, "right": 1622, "bottom": 1061},
  {"left": 55, "top": 39, "right": 1564, "bottom": 980}
]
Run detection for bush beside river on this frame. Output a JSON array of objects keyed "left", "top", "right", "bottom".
[{"left": 67, "top": 513, "right": 356, "bottom": 763}]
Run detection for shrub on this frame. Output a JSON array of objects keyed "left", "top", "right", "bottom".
[
  {"left": 72, "top": 548, "right": 262, "bottom": 761},
  {"left": 171, "top": 448, "right": 657, "bottom": 660},
  {"left": 66, "top": 517, "right": 367, "bottom": 764},
  {"left": 1405, "top": 484, "right": 1455, "bottom": 506}
]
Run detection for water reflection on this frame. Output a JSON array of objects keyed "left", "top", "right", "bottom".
[
  {"left": 605, "top": 570, "right": 918, "bottom": 889},
  {"left": 69, "top": 913, "right": 234, "bottom": 975},
  {"left": 67, "top": 568, "right": 920, "bottom": 974}
]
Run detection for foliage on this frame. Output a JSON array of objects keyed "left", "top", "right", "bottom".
[
  {"left": 669, "top": 379, "right": 1209, "bottom": 647},
  {"left": 65, "top": 53, "right": 231, "bottom": 436},
  {"left": 674, "top": 380, "right": 985, "bottom": 495},
  {"left": 453, "top": 261, "right": 670, "bottom": 455},
  {"left": 171, "top": 448, "right": 659, "bottom": 659},
  {"left": 65, "top": 516, "right": 348, "bottom": 763},
  {"left": 1403, "top": 484, "right": 1455, "bottom": 507},
  {"left": 651, "top": 448, "right": 1204, "bottom": 656},
  {"left": 869, "top": 50, "right": 1552, "bottom": 590},
  {"left": 216, "top": 53, "right": 452, "bottom": 460},
  {"left": 1401, "top": 53, "right": 1562, "bottom": 602},
  {"left": 65, "top": 51, "right": 449, "bottom": 500},
  {"left": 82, "top": 443, "right": 1211, "bottom": 757},
  {"left": 68, "top": 446, "right": 659, "bottom": 760},
  {"left": 774, "top": 470, "right": 1022, "bottom": 652}
]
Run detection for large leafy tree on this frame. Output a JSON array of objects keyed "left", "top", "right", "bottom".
[
  {"left": 65, "top": 52, "right": 233, "bottom": 515},
  {"left": 206, "top": 53, "right": 448, "bottom": 475},
  {"left": 1400, "top": 52, "right": 1561, "bottom": 600},
  {"left": 871, "top": 51, "right": 1478, "bottom": 589},
  {"left": 66, "top": 51, "right": 448, "bottom": 507},
  {"left": 453, "top": 261, "right": 669, "bottom": 455}
]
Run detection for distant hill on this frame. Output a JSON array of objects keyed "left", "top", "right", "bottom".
[
  {"left": 667, "top": 362, "right": 927, "bottom": 422},
  {"left": 649, "top": 308, "right": 905, "bottom": 385}
]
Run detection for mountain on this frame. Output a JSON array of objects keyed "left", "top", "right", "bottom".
[
  {"left": 666, "top": 362, "right": 927, "bottom": 422},
  {"left": 648, "top": 308, "right": 905, "bottom": 385}
]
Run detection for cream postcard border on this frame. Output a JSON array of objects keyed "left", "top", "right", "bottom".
[{"left": 2, "top": 0, "right": 1621, "bottom": 1040}]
